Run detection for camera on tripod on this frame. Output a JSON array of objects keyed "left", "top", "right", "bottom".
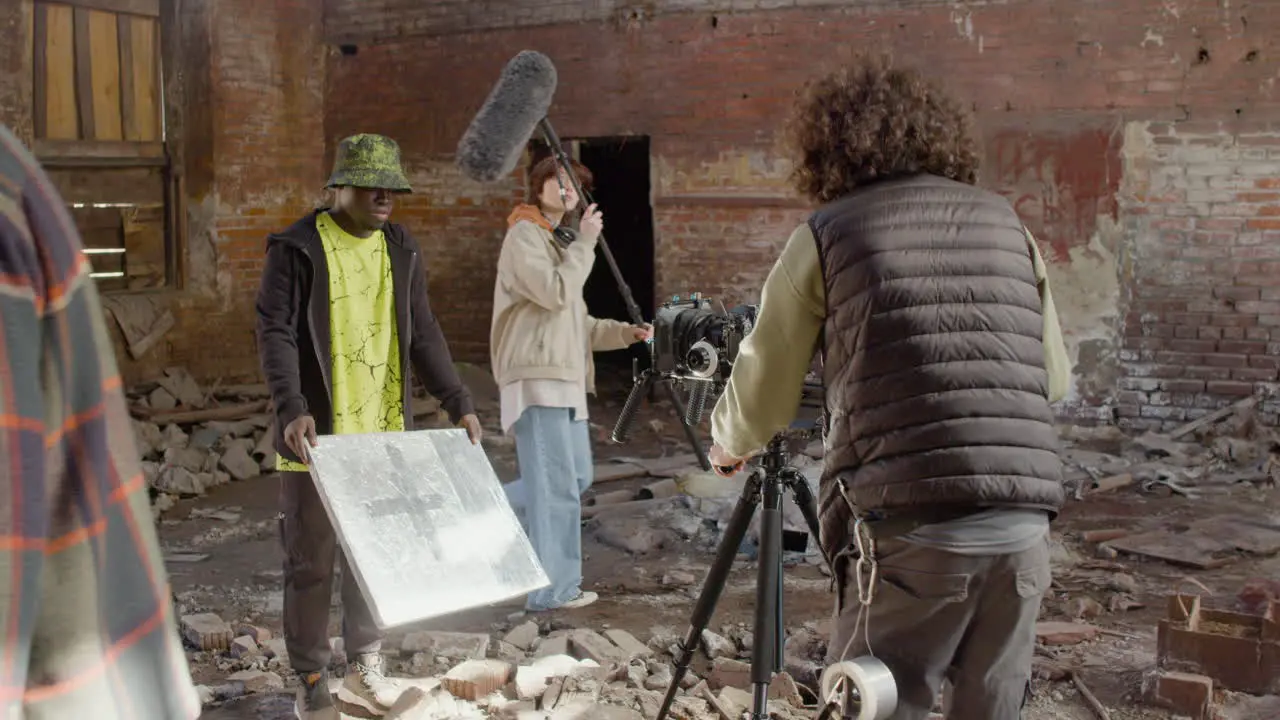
[{"left": 611, "top": 292, "right": 758, "bottom": 445}]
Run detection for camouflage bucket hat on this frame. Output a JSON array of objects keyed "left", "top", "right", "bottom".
[{"left": 325, "top": 133, "right": 412, "bottom": 192}]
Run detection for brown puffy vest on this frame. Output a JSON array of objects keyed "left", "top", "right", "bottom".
[{"left": 810, "top": 174, "right": 1065, "bottom": 562}]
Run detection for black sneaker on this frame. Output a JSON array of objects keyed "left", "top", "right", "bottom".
[{"left": 294, "top": 671, "right": 339, "bottom": 720}]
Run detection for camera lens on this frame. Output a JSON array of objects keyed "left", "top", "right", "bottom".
[{"left": 686, "top": 340, "right": 718, "bottom": 378}]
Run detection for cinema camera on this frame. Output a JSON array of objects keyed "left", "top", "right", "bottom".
[{"left": 610, "top": 293, "right": 760, "bottom": 448}]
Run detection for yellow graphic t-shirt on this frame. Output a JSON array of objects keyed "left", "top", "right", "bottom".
[{"left": 277, "top": 212, "right": 405, "bottom": 472}]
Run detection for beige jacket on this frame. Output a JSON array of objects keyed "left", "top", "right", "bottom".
[{"left": 490, "top": 218, "right": 636, "bottom": 392}]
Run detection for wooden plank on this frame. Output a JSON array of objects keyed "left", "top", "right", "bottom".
[
  {"left": 117, "top": 14, "right": 136, "bottom": 141},
  {"left": 72, "top": 8, "right": 95, "bottom": 139},
  {"left": 132, "top": 16, "right": 160, "bottom": 141},
  {"left": 57, "top": 0, "right": 159, "bottom": 17},
  {"left": 35, "top": 139, "right": 165, "bottom": 164},
  {"left": 44, "top": 4, "right": 79, "bottom": 140},
  {"left": 87, "top": 9, "right": 123, "bottom": 141},
  {"left": 45, "top": 167, "right": 165, "bottom": 205}
]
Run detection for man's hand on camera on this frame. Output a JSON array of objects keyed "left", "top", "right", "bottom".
[
  {"left": 709, "top": 443, "right": 748, "bottom": 478},
  {"left": 284, "top": 415, "right": 318, "bottom": 462},
  {"left": 630, "top": 324, "right": 653, "bottom": 343},
  {"left": 580, "top": 203, "right": 604, "bottom": 243},
  {"left": 457, "top": 414, "right": 483, "bottom": 445}
]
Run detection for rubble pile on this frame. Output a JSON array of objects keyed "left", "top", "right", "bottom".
[
  {"left": 127, "top": 367, "right": 455, "bottom": 517},
  {"left": 185, "top": 611, "right": 829, "bottom": 719}
]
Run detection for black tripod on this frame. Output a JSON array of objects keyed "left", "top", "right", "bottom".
[{"left": 655, "top": 431, "right": 826, "bottom": 720}]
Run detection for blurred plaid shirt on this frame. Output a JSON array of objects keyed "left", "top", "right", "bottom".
[{"left": 0, "top": 125, "right": 200, "bottom": 719}]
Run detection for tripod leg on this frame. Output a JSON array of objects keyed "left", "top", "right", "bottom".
[
  {"left": 784, "top": 469, "right": 831, "bottom": 571},
  {"left": 658, "top": 378, "right": 712, "bottom": 471},
  {"left": 750, "top": 474, "right": 785, "bottom": 719},
  {"left": 655, "top": 472, "right": 762, "bottom": 720}
]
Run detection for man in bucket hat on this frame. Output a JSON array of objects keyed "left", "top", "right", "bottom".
[{"left": 255, "top": 133, "right": 482, "bottom": 719}]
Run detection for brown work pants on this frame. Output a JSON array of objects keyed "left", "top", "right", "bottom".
[
  {"left": 829, "top": 535, "right": 1051, "bottom": 720},
  {"left": 280, "top": 471, "right": 383, "bottom": 673}
]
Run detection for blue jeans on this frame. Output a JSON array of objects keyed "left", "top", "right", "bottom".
[{"left": 504, "top": 406, "right": 593, "bottom": 610}]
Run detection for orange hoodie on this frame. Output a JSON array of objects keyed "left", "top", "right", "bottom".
[{"left": 506, "top": 204, "right": 554, "bottom": 231}]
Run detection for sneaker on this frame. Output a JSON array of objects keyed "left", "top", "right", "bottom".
[
  {"left": 294, "top": 671, "right": 339, "bottom": 720},
  {"left": 339, "top": 652, "right": 403, "bottom": 712},
  {"left": 558, "top": 591, "right": 598, "bottom": 609}
]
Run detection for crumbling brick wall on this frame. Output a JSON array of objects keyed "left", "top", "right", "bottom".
[{"left": 323, "top": 0, "right": 1280, "bottom": 425}]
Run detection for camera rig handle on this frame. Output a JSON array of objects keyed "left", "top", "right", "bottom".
[{"left": 537, "top": 118, "right": 645, "bottom": 326}]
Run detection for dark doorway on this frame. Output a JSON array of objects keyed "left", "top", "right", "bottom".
[{"left": 527, "top": 136, "right": 656, "bottom": 369}]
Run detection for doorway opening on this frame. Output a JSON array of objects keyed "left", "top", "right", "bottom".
[{"left": 527, "top": 135, "right": 656, "bottom": 371}]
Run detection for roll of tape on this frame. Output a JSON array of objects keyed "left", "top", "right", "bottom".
[{"left": 819, "top": 656, "right": 898, "bottom": 720}]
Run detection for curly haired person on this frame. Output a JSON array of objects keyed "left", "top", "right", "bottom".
[{"left": 706, "top": 57, "right": 1071, "bottom": 720}]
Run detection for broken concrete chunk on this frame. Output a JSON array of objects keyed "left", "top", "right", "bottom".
[
  {"left": 602, "top": 629, "right": 652, "bottom": 660},
  {"left": 230, "top": 635, "right": 259, "bottom": 659},
  {"left": 708, "top": 657, "right": 751, "bottom": 690},
  {"left": 133, "top": 420, "right": 164, "bottom": 458},
  {"left": 226, "top": 669, "right": 283, "bottom": 693},
  {"left": 661, "top": 570, "right": 697, "bottom": 587},
  {"left": 700, "top": 629, "right": 735, "bottom": 660},
  {"left": 441, "top": 659, "right": 513, "bottom": 700},
  {"left": 155, "top": 467, "right": 206, "bottom": 496},
  {"left": 148, "top": 386, "right": 178, "bottom": 411},
  {"left": 535, "top": 634, "right": 572, "bottom": 658},
  {"left": 164, "top": 446, "right": 215, "bottom": 474},
  {"left": 504, "top": 620, "right": 540, "bottom": 651},
  {"left": 158, "top": 367, "right": 206, "bottom": 409},
  {"left": 400, "top": 631, "right": 490, "bottom": 660},
  {"left": 181, "top": 613, "right": 233, "bottom": 651},
  {"left": 219, "top": 443, "right": 261, "bottom": 481},
  {"left": 1035, "top": 621, "right": 1098, "bottom": 646},
  {"left": 568, "top": 629, "right": 629, "bottom": 666},
  {"left": 591, "top": 517, "right": 674, "bottom": 554}
]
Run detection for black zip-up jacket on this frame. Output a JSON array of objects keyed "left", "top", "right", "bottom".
[{"left": 254, "top": 209, "right": 475, "bottom": 464}]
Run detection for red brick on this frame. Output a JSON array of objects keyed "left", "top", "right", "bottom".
[
  {"left": 1202, "top": 353, "right": 1248, "bottom": 368},
  {"left": 1219, "top": 340, "right": 1268, "bottom": 354},
  {"left": 1145, "top": 671, "right": 1213, "bottom": 720},
  {"left": 1232, "top": 367, "right": 1277, "bottom": 382},
  {"left": 1206, "top": 380, "right": 1256, "bottom": 396},
  {"left": 1162, "top": 379, "right": 1206, "bottom": 393}
]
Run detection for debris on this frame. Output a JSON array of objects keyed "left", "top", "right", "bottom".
[
  {"left": 441, "top": 659, "right": 513, "bottom": 700},
  {"left": 1166, "top": 396, "right": 1259, "bottom": 440},
  {"left": 1081, "top": 528, "right": 1130, "bottom": 543},
  {"left": 1157, "top": 594, "right": 1280, "bottom": 694},
  {"left": 1071, "top": 671, "right": 1111, "bottom": 720},
  {"left": 503, "top": 621, "right": 540, "bottom": 651},
  {"left": 602, "top": 629, "right": 653, "bottom": 661},
  {"left": 219, "top": 444, "right": 260, "bottom": 481},
  {"left": 637, "top": 478, "right": 679, "bottom": 500},
  {"left": 700, "top": 630, "right": 735, "bottom": 660},
  {"left": 230, "top": 635, "right": 258, "bottom": 659},
  {"left": 1035, "top": 621, "right": 1098, "bottom": 646},
  {"left": 157, "top": 367, "right": 207, "bottom": 409},
  {"left": 226, "top": 669, "right": 283, "bottom": 693},
  {"left": 164, "top": 552, "right": 210, "bottom": 564},
  {"left": 182, "top": 613, "right": 234, "bottom": 651},
  {"left": 1106, "top": 517, "right": 1280, "bottom": 569},
  {"left": 662, "top": 570, "right": 697, "bottom": 588},
  {"left": 1144, "top": 670, "right": 1213, "bottom": 719},
  {"left": 1089, "top": 473, "right": 1134, "bottom": 494},
  {"left": 141, "top": 400, "right": 270, "bottom": 426},
  {"left": 401, "top": 631, "right": 490, "bottom": 661},
  {"left": 568, "top": 629, "right": 630, "bottom": 666},
  {"left": 590, "top": 516, "right": 674, "bottom": 554}
]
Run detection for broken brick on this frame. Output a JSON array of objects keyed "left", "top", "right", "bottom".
[
  {"left": 1145, "top": 671, "right": 1213, "bottom": 719},
  {"left": 1035, "top": 621, "right": 1098, "bottom": 646},
  {"left": 441, "top": 659, "right": 512, "bottom": 700}
]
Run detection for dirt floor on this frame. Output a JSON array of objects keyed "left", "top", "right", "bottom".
[{"left": 156, "top": 364, "right": 1280, "bottom": 719}]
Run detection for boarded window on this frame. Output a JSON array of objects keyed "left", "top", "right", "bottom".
[{"left": 32, "top": 0, "right": 178, "bottom": 292}]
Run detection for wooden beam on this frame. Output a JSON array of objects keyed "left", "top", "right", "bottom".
[
  {"left": 42, "top": 4, "right": 80, "bottom": 140},
  {"left": 33, "top": 3, "right": 49, "bottom": 139},
  {"left": 57, "top": 0, "right": 160, "bottom": 18},
  {"left": 73, "top": 8, "right": 95, "bottom": 140},
  {"left": 117, "top": 15, "right": 137, "bottom": 141},
  {"left": 87, "top": 9, "right": 123, "bottom": 141},
  {"left": 35, "top": 139, "right": 166, "bottom": 167}
]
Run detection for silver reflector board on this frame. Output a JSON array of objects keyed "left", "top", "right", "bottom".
[{"left": 306, "top": 428, "right": 548, "bottom": 629}]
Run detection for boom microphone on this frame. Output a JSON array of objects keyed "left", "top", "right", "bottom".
[{"left": 456, "top": 50, "right": 558, "bottom": 182}]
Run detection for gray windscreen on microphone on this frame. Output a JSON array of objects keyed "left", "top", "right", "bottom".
[{"left": 456, "top": 51, "right": 558, "bottom": 183}]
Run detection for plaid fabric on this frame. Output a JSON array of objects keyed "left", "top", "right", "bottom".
[{"left": 0, "top": 126, "right": 200, "bottom": 719}]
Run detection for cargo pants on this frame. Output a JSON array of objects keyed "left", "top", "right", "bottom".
[
  {"left": 828, "top": 533, "right": 1052, "bottom": 720},
  {"left": 279, "top": 471, "right": 383, "bottom": 673}
]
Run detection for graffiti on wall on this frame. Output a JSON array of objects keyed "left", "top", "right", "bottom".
[{"left": 983, "top": 122, "right": 1122, "bottom": 260}]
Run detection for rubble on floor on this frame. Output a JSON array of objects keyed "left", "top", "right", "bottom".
[
  {"left": 128, "top": 366, "right": 476, "bottom": 519},
  {"left": 189, "top": 613, "right": 827, "bottom": 719}
]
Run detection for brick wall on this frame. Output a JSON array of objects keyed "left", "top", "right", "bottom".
[
  {"left": 1118, "top": 120, "right": 1280, "bottom": 428},
  {"left": 325, "top": 0, "right": 1280, "bottom": 422},
  {"left": 0, "top": 0, "right": 327, "bottom": 388}
]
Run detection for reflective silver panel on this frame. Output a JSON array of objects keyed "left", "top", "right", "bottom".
[{"left": 307, "top": 428, "right": 548, "bottom": 629}]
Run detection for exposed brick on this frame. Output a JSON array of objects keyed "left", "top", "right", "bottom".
[{"left": 1206, "top": 380, "right": 1256, "bottom": 396}]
